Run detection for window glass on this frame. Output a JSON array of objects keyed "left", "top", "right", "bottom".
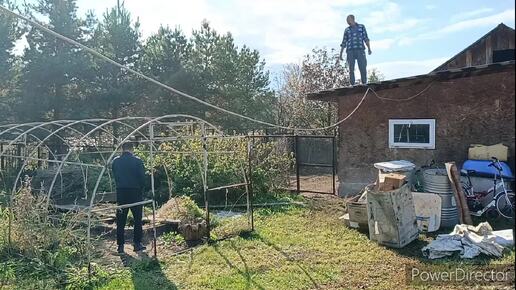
[{"left": 393, "top": 124, "right": 430, "bottom": 144}]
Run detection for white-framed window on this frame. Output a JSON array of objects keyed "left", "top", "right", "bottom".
[{"left": 389, "top": 119, "right": 435, "bottom": 149}]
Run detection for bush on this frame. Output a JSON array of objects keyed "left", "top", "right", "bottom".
[
  {"left": 157, "top": 196, "right": 204, "bottom": 222},
  {"left": 136, "top": 136, "right": 294, "bottom": 205},
  {"left": 0, "top": 182, "right": 93, "bottom": 288}
]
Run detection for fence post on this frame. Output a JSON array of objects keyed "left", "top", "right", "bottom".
[
  {"left": 246, "top": 137, "right": 254, "bottom": 231},
  {"left": 294, "top": 135, "right": 300, "bottom": 194},
  {"left": 332, "top": 135, "right": 337, "bottom": 196},
  {"left": 149, "top": 124, "right": 158, "bottom": 258},
  {"left": 201, "top": 123, "right": 210, "bottom": 242}
]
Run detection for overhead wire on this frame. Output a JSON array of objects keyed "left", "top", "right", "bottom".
[{"left": 0, "top": 5, "right": 432, "bottom": 132}]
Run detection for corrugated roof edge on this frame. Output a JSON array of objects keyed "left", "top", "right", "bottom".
[{"left": 307, "top": 60, "right": 515, "bottom": 102}]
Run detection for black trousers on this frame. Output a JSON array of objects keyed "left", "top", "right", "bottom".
[{"left": 116, "top": 188, "right": 143, "bottom": 246}]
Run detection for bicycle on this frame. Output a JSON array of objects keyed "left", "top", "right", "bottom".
[{"left": 461, "top": 157, "right": 515, "bottom": 219}]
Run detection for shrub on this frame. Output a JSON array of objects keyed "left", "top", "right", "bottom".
[
  {"left": 0, "top": 181, "right": 92, "bottom": 287},
  {"left": 157, "top": 196, "right": 204, "bottom": 222},
  {"left": 136, "top": 135, "right": 294, "bottom": 205}
]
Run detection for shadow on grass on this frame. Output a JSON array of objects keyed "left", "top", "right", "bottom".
[
  {"left": 237, "top": 231, "right": 320, "bottom": 289},
  {"left": 212, "top": 243, "right": 266, "bottom": 290},
  {"left": 120, "top": 253, "right": 178, "bottom": 290}
]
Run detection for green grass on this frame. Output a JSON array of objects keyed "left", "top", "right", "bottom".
[
  {"left": 3, "top": 195, "right": 515, "bottom": 289},
  {"left": 99, "top": 197, "right": 514, "bottom": 290}
]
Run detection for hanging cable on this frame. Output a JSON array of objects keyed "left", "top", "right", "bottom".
[
  {"left": 0, "top": 5, "right": 431, "bottom": 131},
  {"left": 370, "top": 82, "right": 433, "bottom": 102}
]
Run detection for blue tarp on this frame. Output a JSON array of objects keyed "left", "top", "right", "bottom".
[{"left": 462, "top": 160, "right": 514, "bottom": 179}]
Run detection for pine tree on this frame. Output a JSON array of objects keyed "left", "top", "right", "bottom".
[
  {"left": 0, "top": 0, "right": 23, "bottom": 121},
  {"left": 19, "top": 0, "right": 85, "bottom": 121},
  {"left": 137, "top": 26, "right": 193, "bottom": 116},
  {"left": 87, "top": 0, "right": 141, "bottom": 122}
]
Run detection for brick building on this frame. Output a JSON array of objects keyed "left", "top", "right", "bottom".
[{"left": 308, "top": 24, "right": 515, "bottom": 196}]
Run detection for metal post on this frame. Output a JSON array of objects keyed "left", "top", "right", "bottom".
[
  {"left": 246, "top": 137, "right": 254, "bottom": 231},
  {"left": 294, "top": 135, "right": 300, "bottom": 194},
  {"left": 87, "top": 210, "right": 92, "bottom": 277},
  {"left": 37, "top": 146, "right": 42, "bottom": 167},
  {"left": 1, "top": 143, "right": 3, "bottom": 170},
  {"left": 149, "top": 124, "right": 158, "bottom": 258},
  {"left": 201, "top": 124, "right": 210, "bottom": 241},
  {"left": 152, "top": 200, "right": 157, "bottom": 258},
  {"left": 332, "top": 135, "right": 337, "bottom": 196}
]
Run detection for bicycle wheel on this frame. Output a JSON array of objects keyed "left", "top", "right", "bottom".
[{"left": 495, "top": 191, "right": 515, "bottom": 219}]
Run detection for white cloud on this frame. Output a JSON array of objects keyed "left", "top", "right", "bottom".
[
  {"left": 370, "top": 57, "right": 449, "bottom": 79},
  {"left": 425, "top": 4, "right": 437, "bottom": 10},
  {"left": 76, "top": 0, "right": 234, "bottom": 37},
  {"left": 373, "top": 38, "right": 396, "bottom": 50},
  {"left": 399, "top": 9, "right": 515, "bottom": 46},
  {"left": 364, "top": 2, "right": 423, "bottom": 34},
  {"left": 440, "top": 9, "right": 514, "bottom": 34},
  {"left": 450, "top": 8, "right": 494, "bottom": 22},
  {"left": 75, "top": 0, "right": 382, "bottom": 65}
]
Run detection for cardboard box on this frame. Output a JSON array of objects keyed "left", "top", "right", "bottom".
[{"left": 379, "top": 173, "right": 407, "bottom": 191}]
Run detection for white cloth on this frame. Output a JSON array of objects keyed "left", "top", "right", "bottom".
[
  {"left": 374, "top": 160, "right": 416, "bottom": 172},
  {"left": 422, "top": 222, "right": 512, "bottom": 259}
]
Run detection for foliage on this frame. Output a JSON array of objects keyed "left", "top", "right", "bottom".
[
  {"left": 0, "top": 0, "right": 23, "bottom": 122},
  {"left": 17, "top": 0, "right": 88, "bottom": 121},
  {"left": 1, "top": 2, "right": 275, "bottom": 132},
  {"left": 368, "top": 68, "right": 385, "bottom": 83},
  {"left": 136, "top": 136, "right": 294, "bottom": 205},
  {"left": 157, "top": 196, "right": 205, "bottom": 222},
  {"left": 0, "top": 184, "right": 101, "bottom": 288},
  {"left": 85, "top": 2, "right": 142, "bottom": 121},
  {"left": 276, "top": 48, "right": 349, "bottom": 132},
  {"left": 161, "top": 231, "right": 185, "bottom": 246}
]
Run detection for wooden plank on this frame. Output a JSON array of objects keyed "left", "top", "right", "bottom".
[{"left": 445, "top": 162, "right": 473, "bottom": 225}]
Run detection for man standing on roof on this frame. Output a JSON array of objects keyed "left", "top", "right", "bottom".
[
  {"left": 112, "top": 141, "right": 147, "bottom": 254},
  {"left": 339, "top": 15, "right": 372, "bottom": 85}
]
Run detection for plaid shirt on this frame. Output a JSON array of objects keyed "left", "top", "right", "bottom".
[{"left": 340, "top": 23, "right": 369, "bottom": 51}]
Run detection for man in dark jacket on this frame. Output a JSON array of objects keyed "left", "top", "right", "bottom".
[{"left": 112, "top": 141, "right": 146, "bottom": 254}]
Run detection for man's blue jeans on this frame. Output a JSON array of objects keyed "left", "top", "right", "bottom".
[{"left": 347, "top": 49, "right": 367, "bottom": 85}]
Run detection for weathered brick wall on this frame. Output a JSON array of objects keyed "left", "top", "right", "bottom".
[{"left": 337, "top": 70, "right": 515, "bottom": 195}]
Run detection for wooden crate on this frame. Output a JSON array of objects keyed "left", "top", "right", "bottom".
[{"left": 346, "top": 200, "right": 368, "bottom": 228}]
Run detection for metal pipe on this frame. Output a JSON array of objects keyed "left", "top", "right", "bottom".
[
  {"left": 149, "top": 124, "right": 158, "bottom": 259},
  {"left": 294, "top": 135, "right": 300, "bottom": 194},
  {"left": 247, "top": 137, "right": 254, "bottom": 231},
  {"left": 332, "top": 135, "right": 337, "bottom": 196},
  {"left": 201, "top": 123, "right": 210, "bottom": 242},
  {"left": 89, "top": 200, "right": 154, "bottom": 213}
]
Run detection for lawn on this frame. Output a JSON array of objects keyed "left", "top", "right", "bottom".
[{"left": 97, "top": 194, "right": 515, "bottom": 290}]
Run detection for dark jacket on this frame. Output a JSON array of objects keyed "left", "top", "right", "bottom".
[{"left": 112, "top": 152, "right": 146, "bottom": 190}]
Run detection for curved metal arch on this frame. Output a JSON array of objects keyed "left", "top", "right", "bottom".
[
  {"left": 9, "top": 121, "right": 121, "bottom": 197},
  {"left": 45, "top": 116, "right": 160, "bottom": 204},
  {"left": 0, "top": 119, "right": 108, "bottom": 157},
  {"left": 1, "top": 129, "right": 60, "bottom": 193},
  {"left": 10, "top": 118, "right": 155, "bottom": 196},
  {"left": 88, "top": 114, "right": 223, "bottom": 209}
]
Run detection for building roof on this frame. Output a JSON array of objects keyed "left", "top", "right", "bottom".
[
  {"left": 432, "top": 23, "right": 515, "bottom": 72},
  {"left": 307, "top": 61, "right": 515, "bottom": 102}
]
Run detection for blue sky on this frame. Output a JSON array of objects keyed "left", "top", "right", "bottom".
[{"left": 16, "top": 0, "right": 516, "bottom": 82}]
